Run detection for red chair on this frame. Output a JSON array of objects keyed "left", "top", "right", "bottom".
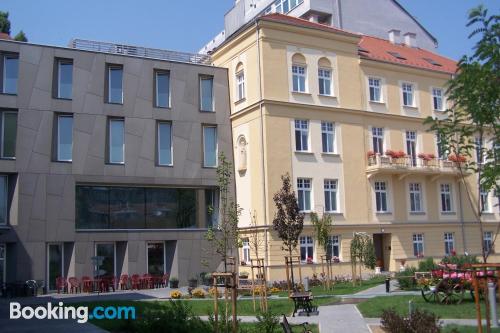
[
  {"left": 131, "top": 274, "right": 141, "bottom": 290},
  {"left": 161, "top": 274, "right": 170, "bottom": 288},
  {"left": 81, "top": 276, "right": 92, "bottom": 292},
  {"left": 68, "top": 277, "right": 80, "bottom": 293},
  {"left": 55, "top": 276, "right": 68, "bottom": 294},
  {"left": 142, "top": 274, "right": 154, "bottom": 289},
  {"left": 119, "top": 274, "right": 129, "bottom": 290},
  {"left": 109, "top": 276, "right": 119, "bottom": 292}
]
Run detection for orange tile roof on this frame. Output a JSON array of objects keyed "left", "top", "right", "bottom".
[
  {"left": 359, "top": 35, "right": 457, "bottom": 74},
  {"left": 260, "top": 13, "right": 457, "bottom": 75}
]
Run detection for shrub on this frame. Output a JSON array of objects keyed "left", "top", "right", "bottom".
[
  {"left": 208, "top": 287, "right": 221, "bottom": 298},
  {"left": 418, "top": 257, "right": 438, "bottom": 272},
  {"left": 133, "top": 301, "right": 210, "bottom": 333},
  {"left": 395, "top": 266, "right": 417, "bottom": 290},
  {"left": 381, "top": 308, "right": 442, "bottom": 333},
  {"left": 192, "top": 288, "right": 206, "bottom": 298},
  {"left": 441, "top": 254, "right": 478, "bottom": 268},
  {"left": 170, "top": 290, "right": 182, "bottom": 299},
  {"left": 255, "top": 310, "right": 280, "bottom": 333},
  {"left": 269, "top": 287, "right": 281, "bottom": 294}
]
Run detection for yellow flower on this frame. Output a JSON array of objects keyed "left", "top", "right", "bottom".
[{"left": 170, "top": 290, "right": 182, "bottom": 299}]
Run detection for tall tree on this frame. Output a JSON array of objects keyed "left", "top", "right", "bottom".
[
  {"left": 205, "top": 152, "right": 241, "bottom": 273},
  {"left": 272, "top": 174, "right": 304, "bottom": 289},
  {"left": 423, "top": 5, "right": 499, "bottom": 263},
  {"left": 0, "top": 11, "right": 10, "bottom": 34}
]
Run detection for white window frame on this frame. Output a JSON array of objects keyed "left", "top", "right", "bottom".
[
  {"left": 56, "top": 114, "right": 73, "bottom": 162},
  {"left": 155, "top": 71, "right": 171, "bottom": 108},
  {"left": 480, "top": 187, "right": 491, "bottom": 213},
  {"left": 484, "top": 232, "right": 493, "bottom": 254},
  {"left": 371, "top": 127, "right": 384, "bottom": 155},
  {"left": 402, "top": 82, "right": 415, "bottom": 107},
  {"left": 321, "top": 121, "right": 335, "bottom": 153},
  {"left": 236, "top": 70, "right": 245, "bottom": 101},
  {"left": 444, "top": 233, "right": 455, "bottom": 255},
  {"left": 440, "top": 183, "right": 453, "bottom": 213},
  {"left": 297, "top": 178, "right": 312, "bottom": 212},
  {"left": 409, "top": 183, "right": 423, "bottom": 213},
  {"left": 406, "top": 130, "right": 417, "bottom": 167},
  {"left": 146, "top": 241, "right": 167, "bottom": 275},
  {"left": 242, "top": 238, "right": 251, "bottom": 264},
  {"left": 157, "top": 122, "right": 173, "bottom": 166},
  {"left": 1, "top": 111, "right": 17, "bottom": 159},
  {"left": 299, "top": 236, "right": 314, "bottom": 263},
  {"left": 108, "top": 118, "right": 125, "bottom": 164},
  {"left": 368, "top": 77, "right": 382, "bottom": 102},
  {"left": 327, "top": 235, "right": 340, "bottom": 259},
  {"left": 292, "top": 64, "right": 307, "bottom": 93},
  {"left": 412, "top": 234, "right": 424, "bottom": 257},
  {"left": 294, "top": 120, "right": 309, "bottom": 152},
  {"left": 324, "top": 179, "right": 338, "bottom": 213},
  {"left": 374, "top": 181, "right": 388, "bottom": 213},
  {"left": 203, "top": 125, "right": 218, "bottom": 168},
  {"left": 57, "top": 60, "right": 73, "bottom": 99},
  {"left": 431, "top": 87, "right": 444, "bottom": 111},
  {"left": 318, "top": 68, "right": 332, "bottom": 96}
]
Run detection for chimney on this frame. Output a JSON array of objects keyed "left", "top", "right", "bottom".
[
  {"left": 404, "top": 32, "right": 417, "bottom": 47},
  {"left": 388, "top": 29, "right": 401, "bottom": 44}
]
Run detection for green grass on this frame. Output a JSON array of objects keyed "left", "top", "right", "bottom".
[
  {"left": 74, "top": 297, "right": 337, "bottom": 332},
  {"left": 444, "top": 325, "right": 500, "bottom": 333},
  {"left": 239, "top": 322, "right": 319, "bottom": 333},
  {"left": 357, "top": 295, "right": 500, "bottom": 319},
  {"left": 275, "top": 275, "right": 387, "bottom": 297}
]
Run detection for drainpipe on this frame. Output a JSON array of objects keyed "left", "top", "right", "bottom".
[{"left": 255, "top": 20, "right": 269, "bottom": 272}]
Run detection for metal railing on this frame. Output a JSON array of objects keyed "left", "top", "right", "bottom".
[
  {"left": 69, "top": 39, "right": 212, "bottom": 65},
  {"left": 367, "top": 154, "right": 461, "bottom": 170}
]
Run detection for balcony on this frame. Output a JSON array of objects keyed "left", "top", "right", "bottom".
[{"left": 366, "top": 154, "right": 467, "bottom": 180}]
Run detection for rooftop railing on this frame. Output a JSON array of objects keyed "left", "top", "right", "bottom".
[{"left": 70, "top": 39, "right": 212, "bottom": 65}]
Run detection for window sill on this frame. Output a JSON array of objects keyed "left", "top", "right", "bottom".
[
  {"left": 409, "top": 212, "right": 426, "bottom": 215},
  {"left": 402, "top": 105, "right": 419, "bottom": 110},
  {"left": 369, "top": 100, "right": 385, "bottom": 105},
  {"left": 376, "top": 212, "right": 393, "bottom": 215},
  {"left": 318, "top": 94, "right": 337, "bottom": 99},
  {"left": 300, "top": 210, "right": 313, "bottom": 214},
  {"left": 440, "top": 211, "right": 456, "bottom": 215},
  {"left": 53, "top": 160, "right": 72, "bottom": 164},
  {"left": 106, "top": 101, "right": 124, "bottom": 105},
  {"left": 295, "top": 151, "right": 314, "bottom": 155},
  {"left": 291, "top": 91, "right": 312, "bottom": 96},
  {"left": 202, "top": 166, "right": 218, "bottom": 169},
  {"left": 325, "top": 211, "right": 343, "bottom": 216},
  {"left": 0, "top": 92, "right": 17, "bottom": 96},
  {"left": 154, "top": 105, "right": 171, "bottom": 110},
  {"left": 157, "top": 164, "right": 174, "bottom": 168},
  {"left": 234, "top": 98, "right": 246, "bottom": 105},
  {"left": 433, "top": 109, "right": 446, "bottom": 112},
  {"left": 321, "top": 152, "right": 340, "bottom": 157},
  {"left": 0, "top": 157, "right": 16, "bottom": 161},
  {"left": 106, "top": 162, "right": 125, "bottom": 166},
  {"left": 481, "top": 211, "right": 495, "bottom": 215},
  {"left": 54, "top": 97, "right": 72, "bottom": 101},
  {"left": 200, "top": 110, "right": 215, "bottom": 113}
]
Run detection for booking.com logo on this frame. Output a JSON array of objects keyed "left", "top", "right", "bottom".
[{"left": 10, "top": 302, "right": 136, "bottom": 323}]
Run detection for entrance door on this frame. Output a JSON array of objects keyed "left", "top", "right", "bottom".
[
  {"left": 147, "top": 242, "right": 165, "bottom": 276},
  {"left": 373, "top": 234, "right": 384, "bottom": 270},
  {"left": 95, "top": 243, "right": 115, "bottom": 278},
  {"left": 47, "top": 243, "right": 64, "bottom": 291}
]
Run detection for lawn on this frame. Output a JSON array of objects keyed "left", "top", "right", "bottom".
[
  {"left": 74, "top": 297, "right": 336, "bottom": 332},
  {"left": 444, "top": 325, "right": 500, "bottom": 333},
  {"left": 357, "top": 295, "right": 500, "bottom": 319},
  {"left": 275, "top": 275, "right": 387, "bottom": 297}
]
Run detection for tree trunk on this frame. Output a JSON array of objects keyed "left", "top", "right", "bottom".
[{"left": 289, "top": 247, "right": 295, "bottom": 291}]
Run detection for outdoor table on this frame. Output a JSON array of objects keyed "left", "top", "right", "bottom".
[{"left": 290, "top": 291, "right": 314, "bottom": 317}]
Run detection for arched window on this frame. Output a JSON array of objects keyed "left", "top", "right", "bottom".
[
  {"left": 235, "top": 62, "right": 245, "bottom": 101},
  {"left": 237, "top": 135, "right": 247, "bottom": 172},
  {"left": 291, "top": 53, "right": 307, "bottom": 93},
  {"left": 318, "top": 57, "right": 333, "bottom": 96}
]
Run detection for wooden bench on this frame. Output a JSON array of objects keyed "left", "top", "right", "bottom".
[{"left": 281, "top": 314, "right": 312, "bottom": 333}]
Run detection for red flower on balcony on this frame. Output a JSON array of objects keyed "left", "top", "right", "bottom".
[
  {"left": 448, "top": 154, "right": 467, "bottom": 163},
  {"left": 367, "top": 150, "right": 376, "bottom": 158},
  {"left": 418, "top": 153, "right": 436, "bottom": 161}
]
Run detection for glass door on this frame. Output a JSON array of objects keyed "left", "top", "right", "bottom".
[
  {"left": 95, "top": 243, "right": 115, "bottom": 279},
  {"left": 147, "top": 242, "right": 165, "bottom": 276},
  {"left": 47, "top": 243, "right": 63, "bottom": 291}
]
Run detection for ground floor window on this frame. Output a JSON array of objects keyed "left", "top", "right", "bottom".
[
  {"left": 326, "top": 235, "right": 340, "bottom": 259},
  {"left": 95, "top": 243, "right": 115, "bottom": 278},
  {"left": 147, "top": 242, "right": 165, "bottom": 276},
  {"left": 444, "top": 233, "right": 454, "bottom": 256},
  {"left": 47, "top": 243, "right": 64, "bottom": 291},
  {"left": 0, "top": 243, "right": 5, "bottom": 285},
  {"left": 484, "top": 231, "right": 493, "bottom": 254},
  {"left": 412, "top": 234, "right": 424, "bottom": 257},
  {"left": 300, "top": 236, "right": 314, "bottom": 263}
]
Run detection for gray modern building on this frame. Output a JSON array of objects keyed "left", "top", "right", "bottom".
[
  {"left": 200, "top": 0, "right": 438, "bottom": 54},
  {"left": 0, "top": 38, "right": 233, "bottom": 291}
]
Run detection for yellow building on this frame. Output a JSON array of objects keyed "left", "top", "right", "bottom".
[{"left": 211, "top": 14, "right": 500, "bottom": 280}]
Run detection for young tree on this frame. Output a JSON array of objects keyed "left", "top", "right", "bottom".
[
  {"left": 310, "top": 212, "right": 333, "bottom": 256},
  {"left": 247, "top": 210, "right": 264, "bottom": 262},
  {"left": 205, "top": 152, "right": 242, "bottom": 273},
  {"left": 272, "top": 174, "right": 304, "bottom": 288},
  {"left": 424, "top": 5, "right": 499, "bottom": 263},
  {"left": 14, "top": 30, "right": 27, "bottom": 42},
  {"left": 350, "top": 233, "right": 376, "bottom": 285},
  {"left": 0, "top": 11, "right": 10, "bottom": 34}
]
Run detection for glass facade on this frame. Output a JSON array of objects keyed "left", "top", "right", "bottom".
[
  {"left": 95, "top": 243, "right": 114, "bottom": 278},
  {"left": 76, "top": 185, "right": 215, "bottom": 229}
]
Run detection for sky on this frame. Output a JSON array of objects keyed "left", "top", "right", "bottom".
[{"left": 2, "top": 0, "right": 499, "bottom": 60}]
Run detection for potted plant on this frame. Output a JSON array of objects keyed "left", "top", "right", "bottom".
[
  {"left": 169, "top": 277, "right": 179, "bottom": 288},
  {"left": 188, "top": 276, "right": 198, "bottom": 288},
  {"left": 306, "top": 257, "right": 314, "bottom": 264}
]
